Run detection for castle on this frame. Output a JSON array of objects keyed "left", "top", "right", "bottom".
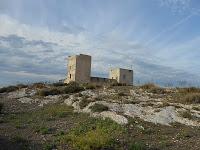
[{"left": 64, "top": 54, "right": 133, "bottom": 85}]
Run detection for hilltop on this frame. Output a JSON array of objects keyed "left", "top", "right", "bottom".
[{"left": 0, "top": 82, "right": 200, "bottom": 150}]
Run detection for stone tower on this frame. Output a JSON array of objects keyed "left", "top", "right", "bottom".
[
  {"left": 109, "top": 68, "right": 133, "bottom": 85},
  {"left": 64, "top": 54, "right": 91, "bottom": 84}
]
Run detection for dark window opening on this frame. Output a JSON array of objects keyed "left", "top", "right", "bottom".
[
  {"left": 70, "top": 74, "right": 72, "bottom": 79},
  {"left": 123, "top": 74, "right": 126, "bottom": 79}
]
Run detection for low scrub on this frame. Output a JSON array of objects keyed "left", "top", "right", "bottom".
[
  {"left": 0, "top": 86, "right": 18, "bottom": 93},
  {"left": 129, "top": 142, "right": 146, "bottom": 150},
  {"left": 4, "top": 104, "right": 74, "bottom": 128},
  {"left": 52, "top": 82, "right": 67, "bottom": 87},
  {"left": 37, "top": 82, "right": 84, "bottom": 96},
  {"left": 182, "top": 93, "right": 200, "bottom": 104},
  {"left": 79, "top": 97, "right": 92, "bottom": 109},
  {"left": 57, "top": 118, "right": 123, "bottom": 150},
  {"left": 180, "top": 111, "right": 192, "bottom": 119},
  {"left": 90, "top": 103, "right": 109, "bottom": 112},
  {"left": 32, "top": 82, "right": 46, "bottom": 89},
  {"left": 140, "top": 83, "right": 157, "bottom": 89},
  {"left": 140, "top": 83, "right": 166, "bottom": 94},
  {"left": 178, "top": 87, "right": 200, "bottom": 94},
  {"left": 84, "top": 84, "right": 96, "bottom": 90},
  {"left": 0, "top": 102, "right": 3, "bottom": 113},
  {"left": 37, "top": 88, "right": 61, "bottom": 96}
]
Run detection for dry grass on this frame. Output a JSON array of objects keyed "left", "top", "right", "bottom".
[
  {"left": 182, "top": 93, "right": 200, "bottom": 104},
  {"left": 140, "top": 83, "right": 166, "bottom": 94}
]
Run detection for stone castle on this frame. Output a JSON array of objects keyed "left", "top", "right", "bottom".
[{"left": 64, "top": 54, "right": 133, "bottom": 85}]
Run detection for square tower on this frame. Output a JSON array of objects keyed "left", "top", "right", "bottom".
[
  {"left": 64, "top": 54, "right": 91, "bottom": 84},
  {"left": 109, "top": 68, "right": 133, "bottom": 85}
]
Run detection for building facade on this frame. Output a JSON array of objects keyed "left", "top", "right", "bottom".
[
  {"left": 109, "top": 68, "right": 133, "bottom": 85},
  {"left": 64, "top": 54, "right": 91, "bottom": 84},
  {"left": 64, "top": 54, "right": 133, "bottom": 85}
]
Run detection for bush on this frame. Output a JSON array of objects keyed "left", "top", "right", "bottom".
[
  {"left": 128, "top": 142, "right": 146, "bottom": 150},
  {"left": 44, "top": 143, "right": 56, "bottom": 150},
  {"left": 178, "top": 87, "right": 200, "bottom": 94},
  {"left": 140, "top": 83, "right": 157, "bottom": 89},
  {"left": 84, "top": 84, "right": 96, "bottom": 90},
  {"left": 183, "top": 93, "right": 200, "bottom": 104},
  {"left": 90, "top": 103, "right": 109, "bottom": 112},
  {"left": 16, "top": 84, "right": 28, "bottom": 89},
  {"left": 0, "top": 86, "right": 18, "bottom": 93},
  {"left": 37, "top": 88, "right": 61, "bottom": 96},
  {"left": 79, "top": 98, "right": 91, "bottom": 109},
  {"left": 32, "top": 82, "right": 46, "bottom": 89},
  {"left": 36, "top": 127, "right": 52, "bottom": 134},
  {"left": 118, "top": 92, "right": 126, "bottom": 96},
  {"left": 0, "top": 103, "right": 3, "bottom": 113},
  {"left": 52, "top": 82, "right": 67, "bottom": 87},
  {"left": 61, "top": 82, "right": 84, "bottom": 94},
  {"left": 180, "top": 111, "right": 192, "bottom": 119},
  {"left": 57, "top": 118, "right": 123, "bottom": 150},
  {"left": 140, "top": 83, "right": 166, "bottom": 94}
]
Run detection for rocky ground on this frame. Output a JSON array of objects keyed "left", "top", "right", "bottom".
[{"left": 0, "top": 83, "right": 200, "bottom": 150}]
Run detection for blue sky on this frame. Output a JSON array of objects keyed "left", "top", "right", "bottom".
[{"left": 0, "top": 0, "right": 200, "bottom": 86}]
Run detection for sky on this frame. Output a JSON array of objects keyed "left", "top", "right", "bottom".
[{"left": 0, "top": 0, "right": 200, "bottom": 86}]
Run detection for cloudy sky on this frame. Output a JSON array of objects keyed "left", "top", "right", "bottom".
[{"left": 0, "top": 0, "right": 200, "bottom": 86}]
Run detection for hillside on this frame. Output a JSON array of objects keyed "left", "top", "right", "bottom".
[{"left": 0, "top": 82, "right": 200, "bottom": 150}]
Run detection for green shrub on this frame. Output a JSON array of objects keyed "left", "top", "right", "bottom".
[
  {"left": 52, "top": 82, "right": 67, "bottom": 87},
  {"left": 32, "top": 82, "right": 46, "bottom": 89},
  {"left": 193, "top": 106, "right": 200, "bottom": 111},
  {"left": 0, "top": 102, "right": 3, "bottom": 113},
  {"left": 118, "top": 92, "right": 126, "bottom": 96},
  {"left": 35, "top": 126, "right": 53, "bottom": 134},
  {"left": 0, "top": 86, "right": 18, "bottom": 93},
  {"left": 90, "top": 103, "right": 109, "bottom": 112},
  {"left": 43, "top": 143, "right": 56, "bottom": 150},
  {"left": 61, "top": 82, "right": 84, "bottom": 94},
  {"left": 57, "top": 118, "right": 123, "bottom": 150},
  {"left": 129, "top": 142, "right": 146, "bottom": 150},
  {"left": 84, "top": 84, "right": 96, "bottom": 90},
  {"left": 16, "top": 84, "right": 28, "bottom": 89},
  {"left": 79, "top": 98, "right": 91, "bottom": 109},
  {"left": 180, "top": 111, "right": 192, "bottom": 119},
  {"left": 37, "top": 88, "right": 61, "bottom": 96},
  {"left": 11, "top": 135, "right": 27, "bottom": 143}
]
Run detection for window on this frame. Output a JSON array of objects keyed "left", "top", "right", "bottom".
[
  {"left": 123, "top": 74, "right": 126, "bottom": 79},
  {"left": 70, "top": 74, "right": 72, "bottom": 79}
]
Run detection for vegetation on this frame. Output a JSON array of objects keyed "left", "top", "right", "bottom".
[
  {"left": 183, "top": 93, "right": 200, "bottom": 104},
  {"left": 0, "top": 102, "right": 3, "bottom": 113},
  {"left": 128, "top": 142, "right": 146, "bottom": 150},
  {"left": 0, "top": 86, "right": 18, "bottom": 93},
  {"left": 84, "top": 84, "right": 96, "bottom": 90},
  {"left": 57, "top": 118, "right": 124, "bottom": 150},
  {"left": 90, "top": 103, "right": 109, "bottom": 112},
  {"left": 140, "top": 83, "right": 166, "bottom": 94},
  {"left": 172, "top": 87, "right": 200, "bottom": 104},
  {"left": 79, "top": 97, "right": 92, "bottom": 109},
  {"left": 180, "top": 111, "right": 192, "bottom": 119},
  {"left": 36, "top": 82, "right": 84, "bottom": 96},
  {"left": 37, "top": 88, "right": 61, "bottom": 96}
]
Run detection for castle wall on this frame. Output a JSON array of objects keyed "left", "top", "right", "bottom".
[
  {"left": 109, "top": 68, "right": 133, "bottom": 85},
  {"left": 90, "top": 77, "right": 117, "bottom": 85},
  {"left": 64, "top": 54, "right": 91, "bottom": 84}
]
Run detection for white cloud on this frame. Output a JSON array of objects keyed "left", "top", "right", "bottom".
[{"left": 158, "top": 0, "right": 191, "bottom": 13}]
